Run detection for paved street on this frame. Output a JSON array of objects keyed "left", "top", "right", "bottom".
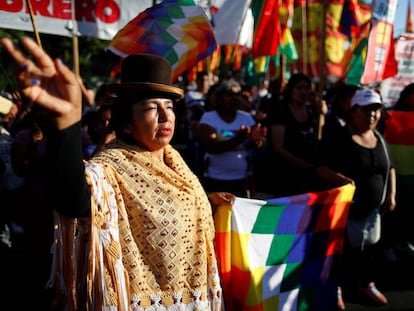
[
  {"left": 2, "top": 209, "right": 413, "bottom": 310},
  {"left": 345, "top": 251, "right": 414, "bottom": 311}
]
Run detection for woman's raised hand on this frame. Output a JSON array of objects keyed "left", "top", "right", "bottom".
[{"left": 1, "top": 36, "right": 83, "bottom": 130}]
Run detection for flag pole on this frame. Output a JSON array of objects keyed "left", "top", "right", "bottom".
[
  {"left": 301, "top": 1, "right": 308, "bottom": 74},
  {"left": 26, "top": 0, "right": 42, "bottom": 48},
  {"left": 280, "top": 52, "right": 286, "bottom": 85},
  {"left": 230, "top": 2, "right": 251, "bottom": 65},
  {"left": 71, "top": 0, "right": 80, "bottom": 77},
  {"left": 19, "top": 1, "right": 42, "bottom": 120},
  {"left": 317, "top": 0, "right": 328, "bottom": 141},
  {"left": 72, "top": 36, "right": 80, "bottom": 77},
  {"left": 406, "top": 1, "right": 413, "bottom": 33},
  {"left": 71, "top": 0, "right": 94, "bottom": 109}
]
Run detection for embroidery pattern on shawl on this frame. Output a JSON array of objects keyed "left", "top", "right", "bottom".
[{"left": 49, "top": 141, "right": 222, "bottom": 310}]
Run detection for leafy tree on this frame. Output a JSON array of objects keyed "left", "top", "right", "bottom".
[{"left": 0, "top": 29, "right": 119, "bottom": 94}]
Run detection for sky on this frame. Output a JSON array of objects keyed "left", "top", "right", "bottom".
[{"left": 394, "top": 0, "right": 414, "bottom": 38}]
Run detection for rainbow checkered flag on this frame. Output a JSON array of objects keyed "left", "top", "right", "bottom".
[
  {"left": 107, "top": 0, "right": 217, "bottom": 81},
  {"left": 214, "top": 184, "right": 355, "bottom": 311}
]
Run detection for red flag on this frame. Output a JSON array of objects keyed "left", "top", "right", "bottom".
[
  {"left": 110, "top": 58, "right": 122, "bottom": 79},
  {"left": 251, "top": 0, "right": 281, "bottom": 58},
  {"left": 361, "top": 22, "right": 398, "bottom": 84},
  {"left": 359, "top": 0, "right": 398, "bottom": 84}
]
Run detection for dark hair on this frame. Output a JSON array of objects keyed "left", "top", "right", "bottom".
[
  {"left": 394, "top": 83, "right": 414, "bottom": 111},
  {"left": 109, "top": 94, "right": 178, "bottom": 140},
  {"left": 196, "top": 71, "right": 209, "bottom": 81},
  {"left": 215, "top": 80, "right": 241, "bottom": 96},
  {"left": 94, "top": 84, "right": 108, "bottom": 104},
  {"left": 329, "top": 83, "right": 359, "bottom": 114},
  {"left": 268, "top": 78, "right": 283, "bottom": 95},
  {"left": 204, "top": 82, "right": 221, "bottom": 111},
  {"left": 280, "top": 73, "right": 311, "bottom": 105}
]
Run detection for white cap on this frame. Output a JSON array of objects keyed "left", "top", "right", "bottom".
[{"left": 351, "top": 89, "right": 383, "bottom": 107}]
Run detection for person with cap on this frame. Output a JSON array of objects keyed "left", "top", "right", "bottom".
[
  {"left": 1, "top": 36, "right": 235, "bottom": 311},
  {"left": 315, "top": 88, "right": 397, "bottom": 308}
]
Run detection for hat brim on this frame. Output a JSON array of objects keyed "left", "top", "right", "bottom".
[
  {"left": 352, "top": 102, "right": 383, "bottom": 108},
  {"left": 106, "top": 82, "right": 184, "bottom": 101}
]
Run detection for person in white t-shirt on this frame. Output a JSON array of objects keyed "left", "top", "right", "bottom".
[{"left": 198, "top": 80, "right": 267, "bottom": 197}]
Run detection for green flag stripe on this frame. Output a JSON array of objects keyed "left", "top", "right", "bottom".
[{"left": 389, "top": 144, "right": 414, "bottom": 174}]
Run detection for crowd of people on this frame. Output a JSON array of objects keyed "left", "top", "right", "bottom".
[{"left": 0, "top": 35, "right": 413, "bottom": 310}]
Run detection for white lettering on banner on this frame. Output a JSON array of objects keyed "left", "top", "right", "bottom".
[
  {"left": 381, "top": 33, "right": 414, "bottom": 107},
  {"left": 0, "top": 0, "right": 153, "bottom": 40}
]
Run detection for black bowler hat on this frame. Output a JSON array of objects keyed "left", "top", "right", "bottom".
[{"left": 107, "top": 54, "right": 184, "bottom": 100}]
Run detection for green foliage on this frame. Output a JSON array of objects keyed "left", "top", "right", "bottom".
[{"left": 0, "top": 29, "right": 119, "bottom": 94}]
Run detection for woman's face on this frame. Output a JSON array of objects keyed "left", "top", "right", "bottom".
[
  {"left": 352, "top": 104, "right": 383, "bottom": 129},
  {"left": 124, "top": 98, "right": 175, "bottom": 151},
  {"left": 291, "top": 80, "right": 311, "bottom": 104}
]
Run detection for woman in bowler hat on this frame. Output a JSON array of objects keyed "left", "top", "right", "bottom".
[{"left": 1, "top": 36, "right": 234, "bottom": 311}]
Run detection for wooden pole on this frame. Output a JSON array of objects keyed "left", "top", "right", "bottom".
[
  {"left": 26, "top": 0, "right": 42, "bottom": 48},
  {"left": 301, "top": 1, "right": 307, "bottom": 74},
  {"left": 70, "top": 0, "right": 95, "bottom": 108},
  {"left": 318, "top": 0, "right": 328, "bottom": 96},
  {"left": 71, "top": 0, "right": 80, "bottom": 77},
  {"left": 73, "top": 35, "right": 80, "bottom": 77},
  {"left": 230, "top": 2, "right": 251, "bottom": 65},
  {"left": 280, "top": 52, "right": 286, "bottom": 86},
  {"left": 317, "top": 0, "right": 329, "bottom": 141}
]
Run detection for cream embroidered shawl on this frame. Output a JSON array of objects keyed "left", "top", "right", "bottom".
[{"left": 49, "top": 140, "right": 222, "bottom": 311}]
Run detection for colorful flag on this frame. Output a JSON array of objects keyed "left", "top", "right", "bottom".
[
  {"left": 345, "top": 0, "right": 398, "bottom": 86},
  {"left": 345, "top": 21, "right": 371, "bottom": 86},
  {"left": 339, "top": 0, "right": 359, "bottom": 38},
  {"left": 280, "top": 26, "right": 298, "bottom": 62},
  {"left": 214, "top": 184, "right": 355, "bottom": 311},
  {"left": 324, "top": 3, "right": 351, "bottom": 78},
  {"left": 360, "top": 21, "right": 397, "bottom": 84},
  {"left": 251, "top": 0, "right": 281, "bottom": 58},
  {"left": 107, "top": 0, "right": 217, "bottom": 81},
  {"left": 380, "top": 33, "right": 414, "bottom": 106},
  {"left": 341, "top": 2, "right": 373, "bottom": 82},
  {"left": 279, "top": 0, "right": 296, "bottom": 62},
  {"left": 359, "top": 0, "right": 398, "bottom": 84}
]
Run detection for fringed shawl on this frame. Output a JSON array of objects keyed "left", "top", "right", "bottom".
[{"left": 49, "top": 141, "right": 222, "bottom": 310}]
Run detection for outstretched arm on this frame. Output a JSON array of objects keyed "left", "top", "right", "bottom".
[
  {"left": 1, "top": 37, "right": 91, "bottom": 217},
  {"left": 1, "top": 37, "right": 82, "bottom": 129}
]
